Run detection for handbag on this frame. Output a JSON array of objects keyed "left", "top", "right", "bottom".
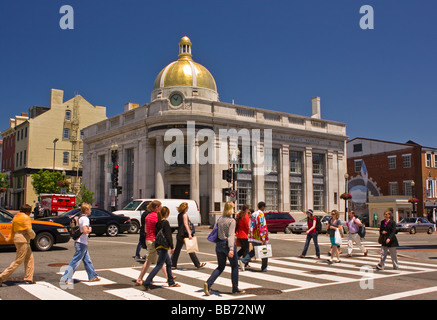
[
  {"left": 184, "top": 236, "right": 199, "bottom": 253},
  {"left": 254, "top": 244, "right": 273, "bottom": 259},
  {"left": 207, "top": 217, "right": 221, "bottom": 243},
  {"left": 334, "top": 228, "right": 343, "bottom": 246}
]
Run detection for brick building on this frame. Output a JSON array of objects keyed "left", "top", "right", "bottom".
[{"left": 347, "top": 138, "right": 437, "bottom": 223}]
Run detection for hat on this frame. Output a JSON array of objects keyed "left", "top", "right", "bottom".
[{"left": 306, "top": 209, "right": 314, "bottom": 215}]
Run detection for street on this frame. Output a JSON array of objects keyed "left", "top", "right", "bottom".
[{"left": 1, "top": 227, "right": 437, "bottom": 306}]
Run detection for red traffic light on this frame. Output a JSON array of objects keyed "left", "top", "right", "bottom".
[{"left": 114, "top": 165, "right": 119, "bottom": 169}]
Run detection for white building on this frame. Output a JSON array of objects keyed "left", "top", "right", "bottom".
[{"left": 82, "top": 36, "right": 348, "bottom": 223}]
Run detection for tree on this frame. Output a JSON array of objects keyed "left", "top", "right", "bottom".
[
  {"left": 31, "top": 170, "right": 70, "bottom": 194},
  {"left": 0, "top": 173, "right": 9, "bottom": 193},
  {"left": 76, "top": 182, "right": 95, "bottom": 206}
]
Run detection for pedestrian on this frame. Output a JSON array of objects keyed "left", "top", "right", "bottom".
[
  {"left": 136, "top": 200, "right": 169, "bottom": 285},
  {"left": 204, "top": 201, "right": 245, "bottom": 296},
  {"left": 0, "top": 204, "right": 36, "bottom": 286},
  {"left": 239, "top": 201, "right": 269, "bottom": 272},
  {"left": 298, "top": 209, "right": 320, "bottom": 259},
  {"left": 376, "top": 210, "right": 399, "bottom": 271},
  {"left": 327, "top": 209, "right": 343, "bottom": 264},
  {"left": 171, "top": 202, "right": 206, "bottom": 269},
  {"left": 133, "top": 209, "right": 149, "bottom": 260},
  {"left": 61, "top": 203, "right": 100, "bottom": 285},
  {"left": 142, "top": 206, "right": 180, "bottom": 290},
  {"left": 346, "top": 210, "right": 368, "bottom": 258},
  {"left": 236, "top": 204, "right": 250, "bottom": 261}
]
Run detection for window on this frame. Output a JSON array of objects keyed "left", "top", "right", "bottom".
[
  {"left": 388, "top": 156, "right": 396, "bottom": 169},
  {"left": 264, "top": 182, "right": 279, "bottom": 211},
  {"left": 63, "top": 152, "right": 69, "bottom": 165},
  {"left": 237, "top": 181, "right": 253, "bottom": 210},
  {"left": 404, "top": 181, "right": 413, "bottom": 197},
  {"left": 265, "top": 149, "right": 279, "bottom": 174},
  {"left": 290, "top": 151, "right": 303, "bottom": 174},
  {"left": 426, "top": 153, "right": 432, "bottom": 167},
  {"left": 402, "top": 154, "right": 411, "bottom": 168},
  {"left": 65, "top": 110, "right": 71, "bottom": 121},
  {"left": 63, "top": 128, "right": 70, "bottom": 140},
  {"left": 353, "top": 144, "right": 363, "bottom": 152},
  {"left": 313, "top": 153, "right": 325, "bottom": 175},
  {"left": 313, "top": 184, "right": 325, "bottom": 211},
  {"left": 354, "top": 160, "right": 362, "bottom": 173},
  {"left": 290, "top": 183, "right": 302, "bottom": 211},
  {"left": 389, "top": 182, "right": 398, "bottom": 195}
]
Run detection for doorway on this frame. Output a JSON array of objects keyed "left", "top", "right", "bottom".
[{"left": 171, "top": 185, "right": 190, "bottom": 199}]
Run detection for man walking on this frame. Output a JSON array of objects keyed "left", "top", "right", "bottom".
[
  {"left": 239, "top": 201, "right": 269, "bottom": 272},
  {"left": 0, "top": 204, "right": 36, "bottom": 286},
  {"left": 346, "top": 210, "right": 368, "bottom": 257}
]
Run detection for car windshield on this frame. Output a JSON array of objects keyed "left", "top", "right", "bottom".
[
  {"left": 400, "top": 218, "right": 417, "bottom": 223},
  {"left": 300, "top": 218, "right": 308, "bottom": 222},
  {"left": 0, "top": 210, "right": 12, "bottom": 223},
  {"left": 58, "top": 209, "right": 80, "bottom": 217},
  {"left": 122, "top": 200, "right": 142, "bottom": 210}
]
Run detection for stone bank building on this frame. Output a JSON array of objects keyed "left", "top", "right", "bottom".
[{"left": 83, "top": 37, "right": 348, "bottom": 223}]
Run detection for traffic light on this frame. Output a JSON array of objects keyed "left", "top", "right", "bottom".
[
  {"left": 222, "top": 168, "right": 233, "bottom": 183},
  {"left": 116, "top": 185, "right": 123, "bottom": 195},
  {"left": 113, "top": 164, "right": 119, "bottom": 187},
  {"left": 222, "top": 188, "right": 231, "bottom": 197}
]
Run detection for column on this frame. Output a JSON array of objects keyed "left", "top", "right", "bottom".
[
  {"left": 155, "top": 136, "right": 165, "bottom": 199},
  {"left": 190, "top": 140, "right": 200, "bottom": 205},
  {"left": 304, "top": 147, "right": 313, "bottom": 211},
  {"left": 280, "top": 144, "right": 290, "bottom": 212}
]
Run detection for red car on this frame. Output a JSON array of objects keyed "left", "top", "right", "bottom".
[{"left": 264, "top": 212, "right": 295, "bottom": 233}]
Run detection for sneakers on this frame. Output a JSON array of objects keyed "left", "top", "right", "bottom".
[
  {"left": 239, "top": 260, "right": 245, "bottom": 271},
  {"left": 376, "top": 264, "right": 384, "bottom": 271},
  {"left": 232, "top": 289, "right": 246, "bottom": 295}
]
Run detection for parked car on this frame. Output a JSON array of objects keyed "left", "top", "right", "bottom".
[
  {"left": 396, "top": 217, "right": 435, "bottom": 234},
  {"left": 37, "top": 208, "right": 131, "bottom": 237},
  {"left": 0, "top": 207, "right": 70, "bottom": 251},
  {"left": 321, "top": 215, "right": 349, "bottom": 234},
  {"left": 288, "top": 215, "right": 349, "bottom": 234},
  {"left": 113, "top": 199, "right": 201, "bottom": 233},
  {"left": 264, "top": 212, "right": 295, "bottom": 233}
]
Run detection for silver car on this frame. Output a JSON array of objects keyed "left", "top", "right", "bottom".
[
  {"left": 287, "top": 215, "right": 348, "bottom": 234},
  {"left": 396, "top": 217, "right": 435, "bottom": 234}
]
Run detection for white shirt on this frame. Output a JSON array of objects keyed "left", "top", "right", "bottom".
[{"left": 77, "top": 216, "right": 90, "bottom": 245}]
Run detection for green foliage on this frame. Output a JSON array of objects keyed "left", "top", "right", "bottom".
[
  {"left": 31, "top": 170, "right": 70, "bottom": 194},
  {"left": 0, "top": 173, "right": 9, "bottom": 192},
  {"left": 76, "top": 182, "right": 95, "bottom": 206}
]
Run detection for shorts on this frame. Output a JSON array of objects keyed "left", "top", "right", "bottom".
[
  {"left": 330, "top": 236, "right": 340, "bottom": 247},
  {"left": 146, "top": 240, "right": 158, "bottom": 264}
]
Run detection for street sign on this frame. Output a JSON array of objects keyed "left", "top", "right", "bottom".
[{"left": 229, "top": 189, "right": 237, "bottom": 202}]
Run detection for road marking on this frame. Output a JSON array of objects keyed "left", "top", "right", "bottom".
[
  {"left": 18, "top": 281, "right": 82, "bottom": 300},
  {"left": 56, "top": 270, "right": 115, "bottom": 286},
  {"left": 104, "top": 287, "right": 165, "bottom": 300},
  {"left": 368, "top": 286, "right": 437, "bottom": 300}
]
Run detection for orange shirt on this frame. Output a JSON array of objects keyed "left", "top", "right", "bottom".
[{"left": 9, "top": 212, "right": 35, "bottom": 243}]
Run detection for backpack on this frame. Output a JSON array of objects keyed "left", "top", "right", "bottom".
[
  {"left": 315, "top": 216, "right": 322, "bottom": 233},
  {"left": 357, "top": 224, "right": 366, "bottom": 238},
  {"left": 70, "top": 215, "right": 82, "bottom": 240}
]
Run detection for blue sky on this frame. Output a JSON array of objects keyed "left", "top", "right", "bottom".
[{"left": 1, "top": 0, "right": 436, "bottom": 147}]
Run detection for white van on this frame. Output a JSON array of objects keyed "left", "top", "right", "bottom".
[{"left": 113, "top": 199, "right": 201, "bottom": 234}]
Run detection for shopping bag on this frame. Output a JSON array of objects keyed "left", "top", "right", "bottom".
[
  {"left": 184, "top": 237, "right": 199, "bottom": 253},
  {"left": 254, "top": 244, "right": 272, "bottom": 259},
  {"left": 334, "top": 229, "right": 343, "bottom": 246}
]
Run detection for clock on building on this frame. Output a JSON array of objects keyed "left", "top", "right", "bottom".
[{"left": 169, "top": 93, "right": 183, "bottom": 107}]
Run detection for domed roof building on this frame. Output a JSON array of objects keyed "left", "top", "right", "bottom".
[
  {"left": 151, "top": 36, "right": 218, "bottom": 102},
  {"left": 83, "top": 36, "right": 348, "bottom": 224}
]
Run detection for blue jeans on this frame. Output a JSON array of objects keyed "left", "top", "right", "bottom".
[
  {"left": 206, "top": 240, "right": 239, "bottom": 292},
  {"left": 135, "top": 231, "right": 146, "bottom": 257},
  {"left": 301, "top": 232, "right": 320, "bottom": 257},
  {"left": 61, "top": 242, "right": 98, "bottom": 282},
  {"left": 144, "top": 249, "right": 175, "bottom": 286},
  {"left": 241, "top": 242, "right": 268, "bottom": 271}
]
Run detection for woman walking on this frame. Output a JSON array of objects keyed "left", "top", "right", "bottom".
[
  {"left": 376, "top": 211, "right": 399, "bottom": 271},
  {"left": 327, "top": 210, "right": 343, "bottom": 264},
  {"left": 204, "top": 201, "right": 245, "bottom": 296},
  {"left": 61, "top": 203, "right": 100, "bottom": 284},
  {"left": 142, "top": 207, "right": 180, "bottom": 290},
  {"left": 236, "top": 204, "right": 250, "bottom": 261},
  {"left": 171, "top": 202, "right": 206, "bottom": 269},
  {"left": 298, "top": 209, "right": 320, "bottom": 259}
]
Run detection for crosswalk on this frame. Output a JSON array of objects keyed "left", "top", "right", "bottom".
[{"left": 9, "top": 252, "right": 437, "bottom": 301}]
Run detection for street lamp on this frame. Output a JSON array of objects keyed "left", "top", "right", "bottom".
[
  {"left": 344, "top": 172, "right": 349, "bottom": 221},
  {"left": 53, "top": 138, "right": 59, "bottom": 171},
  {"left": 411, "top": 180, "right": 416, "bottom": 217}
]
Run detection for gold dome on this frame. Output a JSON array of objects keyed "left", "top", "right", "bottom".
[{"left": 153, "top": 36, "right": 217, "bottom": 92}]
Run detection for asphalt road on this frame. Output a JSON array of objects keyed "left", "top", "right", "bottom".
[{"left": 1, "top": 226, "right": 437, "bottom": 310}]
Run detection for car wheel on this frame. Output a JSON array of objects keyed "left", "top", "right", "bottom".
[
  {"left": 428, "top": 227, "right": 434, "bottom": 234},
  {"left": 33, "top": 232, "right": 54, "bottom": 251},
  {"left": 410, "top": 227, "right": 416, "bottom": 234},
  {"left": 129, "top": 220, "right": 140, "bottom": 234},
  {"left": 106, "top": 224, "right": 119, "bottom": 237},
  {"left": 285, "top": 226, "right": 292, "bottom": 234}
]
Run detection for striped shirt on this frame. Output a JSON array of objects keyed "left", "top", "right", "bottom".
[{"left": 217, "top": 216, "right": 236, "bottom": 251}]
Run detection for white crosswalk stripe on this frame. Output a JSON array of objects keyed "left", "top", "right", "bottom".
[{"left": 5, "top": 253, "right": 437, "bottom": 300}]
